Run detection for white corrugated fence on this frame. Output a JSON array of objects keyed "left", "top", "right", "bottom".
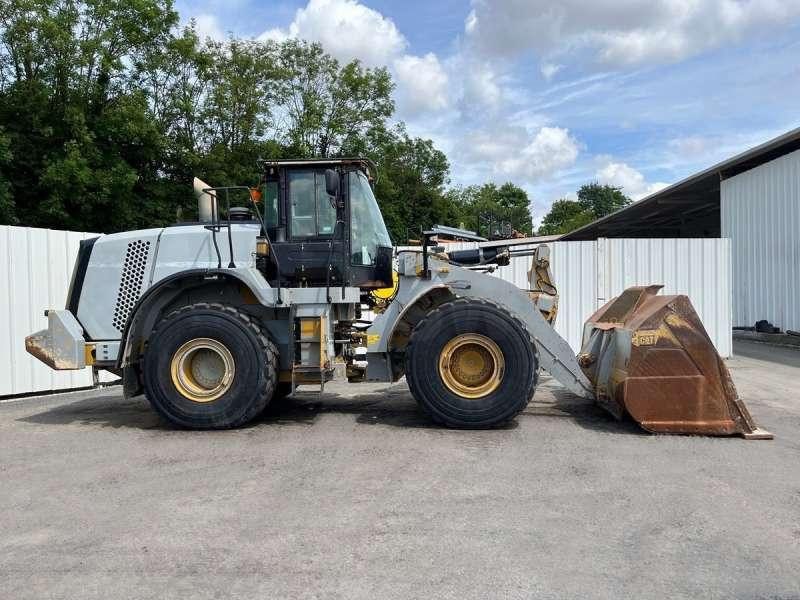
[
  {"left": 0, "top": 225, "right": 732, "bottom": 397},
  {"left": 1, "top": 226, "right": 101, "bottom": 396}
]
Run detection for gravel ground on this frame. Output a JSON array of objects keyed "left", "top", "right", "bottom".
[{"left": 1, "top": 339, "right": 799, "bottom": 600}]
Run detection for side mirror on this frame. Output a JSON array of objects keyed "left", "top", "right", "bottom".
[{"left": 324, "top": 169, "right": 339, "bottom": 199}]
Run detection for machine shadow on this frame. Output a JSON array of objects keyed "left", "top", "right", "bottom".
[
  {"left": 19, "top": 383, "right": 638, "bottom": 435},
  {"left": 257, "top": 386, "right": 468, "bottom": 430},
  {"left": 17, "top": 388, "right": 444, "bottom": 431},
  {"left": 525, "top": 386, "right": 645, "bottom": 436},
  {"left": 19, "top": 393, "right": 169, "bottom": 430}
]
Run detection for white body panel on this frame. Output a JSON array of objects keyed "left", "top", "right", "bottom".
[
  {"left": 77, "top": 228, "right": 161, "bottom": 340},
  {"left": 78, "top": 224, "right": 260, "bottom": 341},
  {"left": 150, "top": 223, "right": 259, "bottom": 282}
]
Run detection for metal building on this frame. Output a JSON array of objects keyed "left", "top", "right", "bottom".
[
  {"left": 563, "top": 127, "right": 800, "bottom": 333},
  {"left": 722, "top": 149, "right": 800, "bottom": 333}
]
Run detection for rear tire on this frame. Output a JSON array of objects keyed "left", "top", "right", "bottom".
[
  {"left": 143, "top": 303, "right": 277, "bottom": 429},
  {"left": 405, "top": 298, "right": 537, "bottom": 428}
]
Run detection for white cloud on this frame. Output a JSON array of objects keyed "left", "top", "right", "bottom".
[
  {"left": 668, "top": 135, "right": 711, "bottom": 157},
  {"left": 194, "top": 14, "right": 226, "bottom": 41},
  {"left": 259, "top": 0, "right": 456, "bottom": 118},
  {"left": 540, "top": 62, "right": 561, "bottom": 80},
  {"left": 259, "top": 26, "right": 288, "bottom": 43},
  {"left": 462, "top": 126, "right": 580, "bottom": 181},
  {"left": 501, "top": 127, "right": 580, "bottom": 179},
  {"left": 259, "top": 0, "right": 406, "bottom": 67},
  {"left": 464, "top": 9, "right": 478, "bottom": 34},
  {"left": 393, "top": 53, "right": 449, "bottom": 115},
  {"left": 256, "top": 0, "right": 505, "bottom": 118},
  {"left": 464, "top": 0, "right": 800, "bottom": 68},
  {"left": 596, "top": 161, "right": 669, "bottom": 200},
  {"left": 460, "top": 59, "right": 503, "bottom": 109}
]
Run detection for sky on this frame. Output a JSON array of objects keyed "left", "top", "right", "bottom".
[{"left": 175, "top": 0, "right": 800, "bottom": 225}]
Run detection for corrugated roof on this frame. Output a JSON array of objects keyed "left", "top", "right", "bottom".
[{"left": 561, "top": 126, "right": 800, "bottom": 240}]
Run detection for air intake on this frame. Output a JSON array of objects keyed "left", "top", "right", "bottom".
[{"left": 112, "top": 240, "right": 151, "bottom": 332}]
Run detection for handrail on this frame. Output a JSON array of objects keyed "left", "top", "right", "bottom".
[{"left": 201, "top": 185, "right": 283, "bottom": 305}]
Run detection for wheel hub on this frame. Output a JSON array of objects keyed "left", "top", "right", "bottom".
[
  {"left": 170, "top": 338, "right": 235, "bottom": 402},
  {"left": 438, "top": 333, "right": 504, "bottom": 398}
]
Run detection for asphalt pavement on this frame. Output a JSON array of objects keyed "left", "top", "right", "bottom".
[{"left": 1, "top": 339, "right": 799, "bottom": 599}]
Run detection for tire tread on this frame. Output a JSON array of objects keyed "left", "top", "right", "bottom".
[
  {"left": 405, "top": 297, "right": 537, "bottom": 428},
  {"left": 145, "top": 302, "right": 277, "bottom": 428}
]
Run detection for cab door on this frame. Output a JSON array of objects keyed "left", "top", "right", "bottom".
[{"left": 271, "top": 168, "right": 345, "bottom": 285}]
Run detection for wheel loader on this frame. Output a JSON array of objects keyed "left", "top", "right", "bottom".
[{"left": 26, "top": 158, "right": 770, "bottom": 437}]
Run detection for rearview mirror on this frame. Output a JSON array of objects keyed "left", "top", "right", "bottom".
[{"left": 324, "top": 169, "right": 339, "bottom": 199}]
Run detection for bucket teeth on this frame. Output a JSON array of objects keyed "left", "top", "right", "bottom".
[{"left": 579, "top": 286, "right": 772, "bottom": 439}]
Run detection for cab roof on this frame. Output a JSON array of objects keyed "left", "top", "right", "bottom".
[{"left": 260, "top": 157, "right": 376, "bottom": 181}]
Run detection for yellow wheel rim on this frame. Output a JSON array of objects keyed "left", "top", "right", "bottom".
[
  {"left": 169, "top": 338, "right": 235, "bottom": 403},
  {"left": 438, "top": 333, "right": 504, "bottom": 399}
]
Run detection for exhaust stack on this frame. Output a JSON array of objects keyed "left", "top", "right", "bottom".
[{"left": 193, "top": 177, "right": 215, "bottom": 223}]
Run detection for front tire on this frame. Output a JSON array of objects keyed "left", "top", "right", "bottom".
[
  {"left": 143, "top": 303, "right": 277, "bottom": 429},
  {"left": 405, "top": 298, "right": 537, "bottom": 428}
]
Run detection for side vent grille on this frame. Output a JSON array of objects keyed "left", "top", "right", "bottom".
[{"left": 112, "top": 240, "right": 151, "bottom": 332}]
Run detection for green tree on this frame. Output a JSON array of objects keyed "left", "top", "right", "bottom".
[
  {"left": 194, "top": 38, "right": 284, "bottom": 187},
  {"left": 0, "top": 0, "right": 178, "bottom": 231},
  {"left": 446, "top": 182, "right": 534, "bottom": 238},
  {"left": 0, "top": 128, "right": 14, "bottom": 223},
  {"left": 276, "top": 40, "right": 394, "bottom": 158},
  {"left": 0, "top": 1, "right": 453, "bottom": 237},
  {"left": 537, "top": 199, "right": 593, "bottom": 235},
  {"left": 365, "top": 124, "right": 452, "bottom": 242},
  {"left": 494, "top": 182, "right": 533, "bottom": 235},
  {"left": 132, "top": 25, "right": 210, "bottom": 222},
  {"left": 577, "top": 182, "right": 631, "bottom": 218},
  {"left": 537, "top": 183, "right": 632, "bottom": 235}
]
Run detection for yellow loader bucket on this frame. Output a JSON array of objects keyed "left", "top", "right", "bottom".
[{"left": 578, "top": 286, "right": 772, "bottom": 439}]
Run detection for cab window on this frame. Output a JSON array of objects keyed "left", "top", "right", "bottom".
[
  {"left": 289, "top": 170, "right": 337, "bottom": 238},
  {"left": 349, "top": 170, "right": 392, "bottom": 265},
  {"left": 263, "top": 180, "right": 279, "bottom": 228}
]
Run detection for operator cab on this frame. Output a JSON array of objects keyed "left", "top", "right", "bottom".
[{"left": 259, "top": 158, "right": 393, "bottom": 290}]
